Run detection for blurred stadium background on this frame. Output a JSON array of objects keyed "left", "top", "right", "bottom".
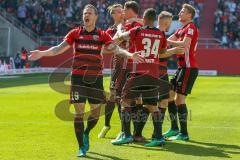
[{"left": 0, "top": 0, "right": 239, "bottom": 76}]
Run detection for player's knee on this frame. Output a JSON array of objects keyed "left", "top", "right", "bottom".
[
  {"left": 160, "top": 99, "right": 168, "bottom": 108},
  {"left": 146, "top": 105, "right": 158, "bottom": 113},
  {"left": 135, "top": 97, "right": 142, "bottom": 105},
  {"left": 74, "top": 103, "right": 85, "bottom": 117},
  {"left": 120, "top": 99, "right": 131, "bottom": 108},
  {"left": 168, "top": 90, "right": 175, "bottom": 102},
  {"left": 89, "top": 104, "right": 101, "bottom": 117},
  {"left": 175, "top": 94, "right": 186, "bottom": 106},
  {"left": 74, "top": 112, "right": 84, "bottom": 119}
]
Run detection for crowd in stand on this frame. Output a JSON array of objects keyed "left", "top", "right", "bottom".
[
  {"left": 214, "top": 0, "right": 240, "bottom": 48},
  {"left": 1, "top": 0, "right": 201, "bottom": 36},
  {"left": 1, "top": 0, "right": 240, "bottom": 48},
  {"left": 0, "top": 0, "right": 125, "bottom": 36}
]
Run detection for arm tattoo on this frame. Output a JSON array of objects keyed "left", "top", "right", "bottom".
[{"left": 50, "top": 41, "right": 70, "bottom": 56}]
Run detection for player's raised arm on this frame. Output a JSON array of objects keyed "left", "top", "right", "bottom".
[
  {"left": 113, "top": 30, "right": 131, "bottom": 45},
  {"left": 113, "top": 24, "right": 139, "bottom": 45},
  {"left": 103, "top": 26, "right": 143, "bottom": 62},
  {"left": 28, "top": 41, "right": 71, "bottom": 61},
  {"left": 159, "top": 46, "right": 185, "bottom": 58},
  {"left": 130, "top": 18, "right": 144, "bottom": 25},
  {"left": 167, "top": 36, "right": 192, "bottom": 47},
  {"left": 29, "top": 25, "right": 79, "bottom": 61},
  {"left": 112, "top": 23, "right": 124, "bottom": 40},
  {"left": 103, "top": 42, "right": 144, "bottom": 63},
  {"left": 159, "top": 35, "right": 185, "bottom": 58},
  {"left": 167, "top": 34, "right": 178, "bottom": 41}
]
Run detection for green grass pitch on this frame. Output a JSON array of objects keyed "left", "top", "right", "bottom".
[{"left": 0, "top": 74, "right": 240, "bottom": 160}]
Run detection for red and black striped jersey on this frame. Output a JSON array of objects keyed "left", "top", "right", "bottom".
[
  {"left": 64, "top": 26, "right": 112, "bottom": 76},
  {"left": 174, "top": 22, "right": 199, "bottom": 68},
  {"left": 128, "top": 26, "right": 167, "bottom": 79}
]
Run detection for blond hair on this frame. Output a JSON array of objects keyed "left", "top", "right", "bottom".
[
  {"left": 183, "top": 3, "right": 196, "bottom": 19},
  {"left": 158, "top": 11, "right": 173, "bottom": 20},
  {"left": 108, "top": 4, "right": 123, "bottom": 14}
]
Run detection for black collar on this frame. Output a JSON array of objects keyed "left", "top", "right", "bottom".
[
  {"left": 82, "top": 27, "right": 97, "bottom": 34},
  {"left": 144, "top": 26, "right": 159, "bottom": 31}
]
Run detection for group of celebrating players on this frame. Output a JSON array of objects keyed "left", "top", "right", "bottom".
[{"left": 29, "top": 1, "right": 199, "bottom": 157}]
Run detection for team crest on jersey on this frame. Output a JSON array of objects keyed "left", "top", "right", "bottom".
[
  {"left": 93, "top": 35, "right": 99, "bottom": 41},
  {"left": 188, "top": 28, "right": 194, "bottom": 35}
]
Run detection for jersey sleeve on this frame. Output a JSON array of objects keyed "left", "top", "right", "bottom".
[
  {"left": 102, "top": 31, "right": 113, "bottom": 45},
  {"left": 64, "top": 28, "right": 77, "bottom": 46},
  {"left": 185, "top": 25, "right": 195, "bottom": 39},
  {"left": 128, "top": 27, "right": 139, "bottom": 40},
  {"left": 105, "top": 28, "right": 112, "bottom": 37},
  {"left": 133, "top": 21, "right": 143, "bottom": 27}
]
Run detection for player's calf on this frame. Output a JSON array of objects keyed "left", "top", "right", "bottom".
[
  {"left": 111, "top": 99, "right": 134, "bottom": 145},
  {"left": 164, "top": 90, "right": 180, "bottom": 137},
  {"left": 145, "top": 103, "right": 165, "bottom": 147}
]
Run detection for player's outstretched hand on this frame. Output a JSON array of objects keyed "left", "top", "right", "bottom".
[
  {"left": 28, "top": 50, "right": 44, "bottom": 61},
  {"left": 132, "top": 51, "right": 145, "bottom": 63},
  {"left": 173, "top": 46, "right": 185, "bottom": 55}
]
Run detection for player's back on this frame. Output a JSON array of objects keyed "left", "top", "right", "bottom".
[
  {"left": 133, "top": 26, "right": 166, "bottom": 59},
  {"left": 130, "top": 26, "right": 167, "bottom": 78}
]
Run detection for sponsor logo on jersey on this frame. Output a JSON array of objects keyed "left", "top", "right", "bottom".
[{"left": 188, "top": 28, "right": 194, "bottom": 35}]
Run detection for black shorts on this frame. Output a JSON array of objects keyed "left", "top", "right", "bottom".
[
  {"left": 170, "top": 68, "right": 199, "bottom": 96},
  {"left": 70, "top": 75, "right": 105, "bottom": 104},
  {"left": 122, "top": 74, "right": 159, "bottom": 105},
  {"left": 110, "top": 55, "right": 124, "bottom": 90},
  {"left": 158, "top": 74, "right": 170, "bottom": 101}
]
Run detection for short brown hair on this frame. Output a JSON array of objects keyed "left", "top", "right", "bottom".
[
  {"left": 124, "top": 1, "right": 139, "bottom": 14},
  {"left": 183, "top": 3, "right": 196, "bottom": 19},
  {"left": 158, "top": 11, "right": 173, "bottom": 20},
  {"left": 108, "top": 4, "right": 123, "bottom": 14},
  {"left": 84, "top": 4, "right": 98, "bottom": 15}
]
